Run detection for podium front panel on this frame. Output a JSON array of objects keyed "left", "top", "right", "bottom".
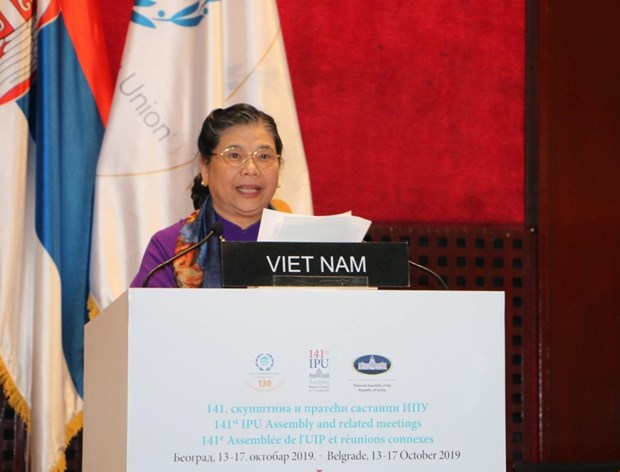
[{"left": 84, "top": 288, "right": 505, "bottom": 471}]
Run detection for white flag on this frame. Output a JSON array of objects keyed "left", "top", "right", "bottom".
[{"left": 90, "top": 0, "right": 313, "bottom": 311}]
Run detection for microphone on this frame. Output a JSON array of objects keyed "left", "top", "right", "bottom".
[
  {"left": 408, "top": 260, "right": 449, "bottom": 290},
  {"left": 142, "top": 221, "right": 224, "bottom": 288}
]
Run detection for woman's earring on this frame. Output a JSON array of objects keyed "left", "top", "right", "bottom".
[
  {"left": 201, "top": 180, "right": 207, "bottom": 187},
  {"left": 277, "top": 183, "right": 281, "bottom": 188}
]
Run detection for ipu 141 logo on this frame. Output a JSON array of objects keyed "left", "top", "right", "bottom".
[
  {"left": 309, "top": 349, "right": 329, "bottom": 369},
  {"left": 308, "top": 349, "right": 330, "bottom": 392}
]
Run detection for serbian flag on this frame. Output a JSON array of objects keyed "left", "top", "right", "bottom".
[
  {"left": 89, "top": 0, "right": 313, "bottom": 311},
  {"left": 0, "top": 0, "right": 112, "bottom": 470}
]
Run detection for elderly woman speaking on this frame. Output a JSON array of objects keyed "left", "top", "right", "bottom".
[{"left": 131, "top": 103, "right": 283, "bottom": 288}]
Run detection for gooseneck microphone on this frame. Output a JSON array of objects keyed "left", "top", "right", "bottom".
[
  {"left": 408, "top": 260, "right": 449, "bottom": 290},
  {"left": 142, "top": 221, "right": 224, "bottom": 288}
]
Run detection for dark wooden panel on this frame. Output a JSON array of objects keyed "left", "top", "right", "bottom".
[
  {"left": 0, "top": 398, "right": 26, "bottom": 472},
  {"left": 0, "top": 397, "right": 81, "bottom": 471},
  {"left": 367, "top": 224, "right": 539, "bottom": 470},
  {"left": 537, "top": 0, "right": 620, "bottom": 462}
]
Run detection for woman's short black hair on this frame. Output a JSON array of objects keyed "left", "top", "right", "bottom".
[
  {"left": 197, "top": 103, "right": 283, "bottom": 160},
  {"left": 191, "top": 103, "right": 283, "bottom": 209}
]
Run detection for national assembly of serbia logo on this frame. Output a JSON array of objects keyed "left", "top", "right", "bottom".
[
  {"left": 354, "top": 354, "right": 392, "bottom": 375},
  {"left": 131, "top": 0, "right": 221, "bottom": 28}
]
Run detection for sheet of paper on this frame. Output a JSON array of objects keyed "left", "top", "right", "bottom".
[{"left": 257, "top": 208, "right": 371, "bottom": 242}]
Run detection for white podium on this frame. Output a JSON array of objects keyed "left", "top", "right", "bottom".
[{"left": 83, "top": 288, "right": 505, "bottom": 471}]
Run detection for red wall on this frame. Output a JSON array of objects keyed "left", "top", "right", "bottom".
[{"left": 101, "top": 0, "right": 525, "bottom": 224}]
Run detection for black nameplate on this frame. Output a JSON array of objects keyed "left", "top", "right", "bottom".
[{"left": 221, "top": 242, "right": 410, "bottom": 288}]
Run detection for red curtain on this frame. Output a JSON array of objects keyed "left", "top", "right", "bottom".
[{"left": 101, "top": 0, "right": 525, "bottom": 224}]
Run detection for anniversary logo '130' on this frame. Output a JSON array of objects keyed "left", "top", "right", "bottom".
[{"left": 245, "top": 353, "right": 284, "bottom": 392}]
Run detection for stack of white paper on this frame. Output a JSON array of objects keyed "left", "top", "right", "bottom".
[{"left": 257, "top": 209, "right": 371, "bottom": 242}]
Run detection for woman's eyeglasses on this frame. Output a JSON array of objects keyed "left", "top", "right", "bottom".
[{"left": 211, "top": 147, "right": 280, "bottom": 168}]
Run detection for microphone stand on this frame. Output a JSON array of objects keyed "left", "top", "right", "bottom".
[
  {"left": 142, "top": 222, "right": 223, "bottom": 288},
  {"left": 408, "top": 260, "right": 449, "bottom": 290}
]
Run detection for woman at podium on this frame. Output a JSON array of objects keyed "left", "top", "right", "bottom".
[{"left": 131, "top": 103, "right": 283, "bottom": 288}]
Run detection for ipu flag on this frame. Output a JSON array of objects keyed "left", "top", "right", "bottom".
[{"left": 90, "top": 0, "right": 313, "bottom": 311}]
